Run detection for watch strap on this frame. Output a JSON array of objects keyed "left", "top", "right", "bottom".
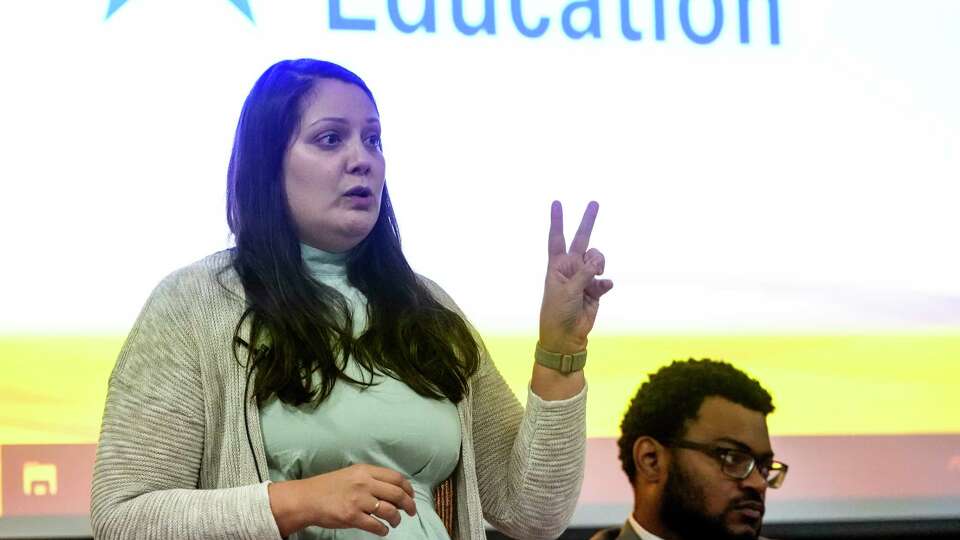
[{"left": 534, "top": 343, "right": 587, "bottom": 373}]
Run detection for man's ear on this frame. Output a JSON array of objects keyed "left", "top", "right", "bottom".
[{"left": 633, "top": 436, "right": 667, "bottom": 483}]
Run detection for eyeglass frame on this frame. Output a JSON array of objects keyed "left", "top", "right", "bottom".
[{"left": 665, "top": 439, "right": 789, "bottom": 489}]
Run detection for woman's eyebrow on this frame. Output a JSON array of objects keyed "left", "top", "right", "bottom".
[
  {"left": 308, "top": 117, "right": 349, "bottom": 127},
  {"left": 307, "top": 117, "right": 380, "bottom": 127}
]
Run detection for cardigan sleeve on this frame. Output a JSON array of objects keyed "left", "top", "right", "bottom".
[
  {"left": 471, "top": 349, "right": 587, "bottom": 540},
  {"left": 90, "top": 271, "right": 282, "bottom": 540},
  {"left": 420, "top": 277, "right": 587, "bottom": 540}
]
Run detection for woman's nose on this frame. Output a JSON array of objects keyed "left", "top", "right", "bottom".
[{"left": 346, "top": 138, "right": 372, "bottom": 176}]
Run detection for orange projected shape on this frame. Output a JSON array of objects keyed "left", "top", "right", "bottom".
[
  {"left": 949, "top": 455, "right": 960, "bottom": 473},
  {"left": 22, "top": 461, "right": 58, "bottom": 496}
]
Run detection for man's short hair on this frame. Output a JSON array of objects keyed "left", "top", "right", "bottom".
[{"left": 617, "top": 358, "right": 774, "bottom": 484}]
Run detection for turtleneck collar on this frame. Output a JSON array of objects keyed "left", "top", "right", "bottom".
[{"left": 301, "top": 242, "right": 349, "bottom": 278}]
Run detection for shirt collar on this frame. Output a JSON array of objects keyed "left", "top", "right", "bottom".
[
  {"left": 300, "top": 242, "right": 349, "bottom": 278},
  {"left": 628, "top": 514, "right": 667, "bottom": 540}
]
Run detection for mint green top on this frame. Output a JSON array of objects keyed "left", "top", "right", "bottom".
[
  {"left": 93, "top": 249, "right": 587, "bottom": 540},
  {"left": 259, "top": 244, "right": 461, "bottom": 540}
]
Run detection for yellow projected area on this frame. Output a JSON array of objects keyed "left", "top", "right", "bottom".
[
  {"left": 1, "top": 333, "right": 959, "bottom": 445},
  {"left": 486, "top": 334, "right": 960, "bottom": 438},
  {"left": 0, "top": 337, "right": 119, "bottom": 445}
]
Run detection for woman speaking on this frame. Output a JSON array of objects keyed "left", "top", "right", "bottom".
[{"left": 91, "top": 58, "right": 612, "bottom": 540}]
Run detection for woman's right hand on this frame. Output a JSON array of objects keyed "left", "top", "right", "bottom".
[{"left": 268, "top": 463, "right": 418, "bottom": 537}]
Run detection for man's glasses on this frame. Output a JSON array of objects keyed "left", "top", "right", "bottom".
[{"left": 667, "top": 440, "right": 789, "bottom": 489}]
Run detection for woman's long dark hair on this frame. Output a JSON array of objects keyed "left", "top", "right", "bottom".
[{"left": 226, "top": 59, "right": 480, "bottom": 406}]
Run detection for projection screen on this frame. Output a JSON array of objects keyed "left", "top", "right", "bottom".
[{"left": 1, "top": 0, "right": 958, "bottom": 536}]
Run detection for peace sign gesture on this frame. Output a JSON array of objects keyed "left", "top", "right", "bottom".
[{"left": 538, "top": 201, "right": 613, "bottom": 355}]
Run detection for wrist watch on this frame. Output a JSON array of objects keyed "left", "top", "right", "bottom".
[{"left": 534, "top": 342, "right": 587, "bottom": 374}]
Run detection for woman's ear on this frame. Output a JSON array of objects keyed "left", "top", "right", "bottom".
[{"left": 633, "top": 437, "right": 667, "bottom": 484}]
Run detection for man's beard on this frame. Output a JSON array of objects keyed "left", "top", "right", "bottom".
[{"left": 660, "top": 460, "right": 762, "bottom": 540}]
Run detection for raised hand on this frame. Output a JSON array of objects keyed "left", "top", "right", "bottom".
[
  {"left": 269, "top": 463, "right": 417, "bottom": 537},
  {"left": 539, "top": 201, "right": 613, "bottom": 355}
]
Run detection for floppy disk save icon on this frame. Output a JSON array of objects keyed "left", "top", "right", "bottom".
[{"left": 22, "top": 461, "right": 58, "bottom": 496}]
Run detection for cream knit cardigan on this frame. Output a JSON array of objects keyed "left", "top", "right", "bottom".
[{"left": 91, "top": 251, "right": 587, "bottom": 539}]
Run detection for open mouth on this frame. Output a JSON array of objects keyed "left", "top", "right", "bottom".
[{"left": 344, "top": 186, "right": 373, "bottom": 198}]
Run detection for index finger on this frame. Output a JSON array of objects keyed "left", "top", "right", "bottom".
[
  {"left": 568, "top": 201, "right": 599, "bottom": 255},
  {"left": 547, "top": 200, "right": 566, "bottom": 256}
]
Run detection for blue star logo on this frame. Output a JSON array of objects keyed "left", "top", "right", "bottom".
[{"left": 105, "top": 0, "right": 254, "bottom": 22}]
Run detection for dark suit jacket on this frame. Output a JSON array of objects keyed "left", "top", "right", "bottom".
[
  {"left": 588, "top": 521, "right": 639, "bottom": 540},
  {"left": 588, "top": 520, "right": 773, "bottom": 540}
]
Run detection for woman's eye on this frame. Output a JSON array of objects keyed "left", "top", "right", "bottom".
[
  {"left": 315, "top": 133, "right": 341, "bottom": 146},
  {"left": 365, "top": 133, "right": 382, "bottom": 148}
]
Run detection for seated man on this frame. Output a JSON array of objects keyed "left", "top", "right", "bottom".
[{"left": 591, "top": 359, "right": 787, "bottom": 540}]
